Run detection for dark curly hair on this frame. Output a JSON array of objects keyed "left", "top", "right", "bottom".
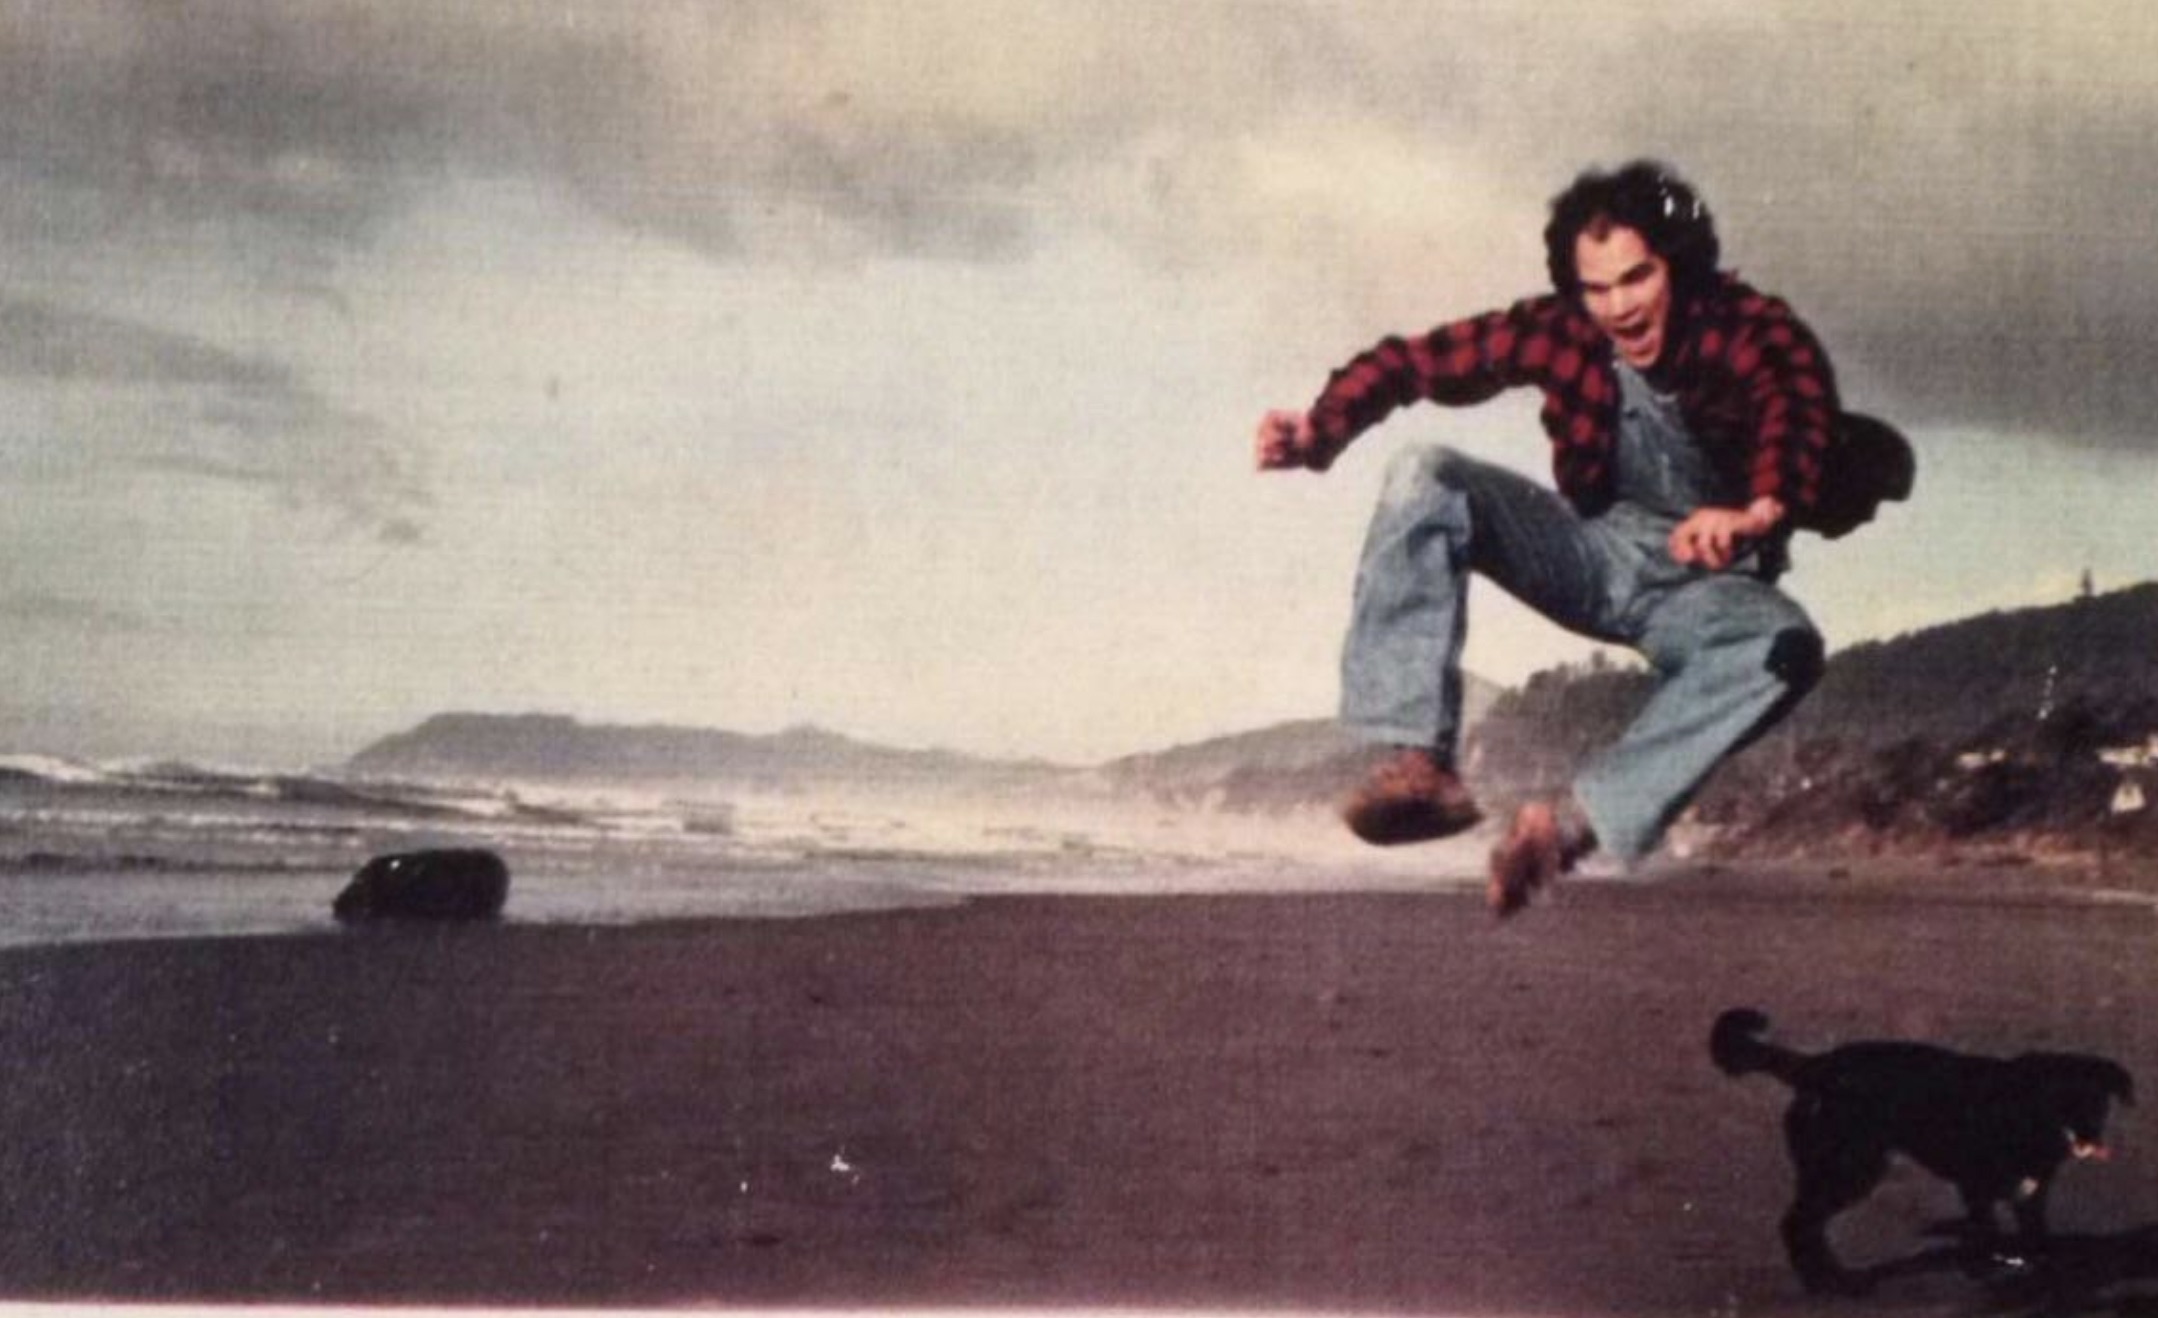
[{"left": 1543, "top": 161, "right": 1721, "bottom": 305}]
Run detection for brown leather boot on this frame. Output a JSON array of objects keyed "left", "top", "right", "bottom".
[
  {"left": 1487, "top": 799, "right": 1597, "bottom": 918},
  {"left": 1339, "top": 748, "right": 1483, "bottom": 846}
]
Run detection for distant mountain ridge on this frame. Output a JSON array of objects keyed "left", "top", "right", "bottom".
[
  {"left": 347, "top": 678, "right": 1503, "bottom": 805},
  {"left": 346, "top": 712, "right": 1060, "bottom": 791}
]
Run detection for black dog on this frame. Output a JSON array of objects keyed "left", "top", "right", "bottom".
[{"left": 1710, "top": 1007, "right": 2133, "bottom": 1294}]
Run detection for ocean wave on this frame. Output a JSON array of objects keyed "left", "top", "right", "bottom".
[
  {"left": 0, "top": 753, "right": 111, "bottom": 786},
  {"left": 0, "top": 753, "right": 597, "bottom": 829},
  {"left": 0, "top": 849, "right": 327, "bottom": 876}
]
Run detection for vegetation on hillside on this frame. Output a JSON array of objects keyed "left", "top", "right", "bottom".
[{"left": 1470, "top": 583, "right": 2158, "bottom": 861}]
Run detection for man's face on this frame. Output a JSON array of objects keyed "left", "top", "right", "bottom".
[{"left": 1573, "top": 223, "right": 1672, "bottom": 368}]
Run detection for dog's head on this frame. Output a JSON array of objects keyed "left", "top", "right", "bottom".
[{"left": 2012, "top": 1053, "right": 2135, "bottom": 1161}]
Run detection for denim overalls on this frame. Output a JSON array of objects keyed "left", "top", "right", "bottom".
[{"left": 1338, "top": 359, "right": 1821, "bottom": 862}]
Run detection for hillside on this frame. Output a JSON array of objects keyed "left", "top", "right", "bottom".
[{"left": 1472, "top": 583, "right": 2158, "bottom": 861}]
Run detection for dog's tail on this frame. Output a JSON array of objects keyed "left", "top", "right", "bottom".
[{"left": 1710, "top": 1007, "right": 1809, "bottom": 1085}]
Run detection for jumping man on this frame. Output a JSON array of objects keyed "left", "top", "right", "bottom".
[{"left": 1256, "top": 161, "right": 1836, "bottom": 916}]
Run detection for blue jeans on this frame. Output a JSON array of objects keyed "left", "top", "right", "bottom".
[{"left": 1340, "top": 445, "right": 1823, "bottom": 862}]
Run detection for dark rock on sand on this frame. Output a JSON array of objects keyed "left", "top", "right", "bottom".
[{"left": 333, "top": 848, "right": 510, "bottom": 922}]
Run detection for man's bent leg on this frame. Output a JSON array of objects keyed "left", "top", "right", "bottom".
[
  {"left": 1573, "top": 575, "right": 1824, "bottom": 863},
  {"left": 1339, "top": 445, "right": 1625, "bottom": 847},
  {"left": 1340, "top": 444, "right": 1623, "bottom": 752}
]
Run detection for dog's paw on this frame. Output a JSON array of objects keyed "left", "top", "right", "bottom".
[{"left": 1973, "top": 1245, "right": 2048, "bottom": 1282}]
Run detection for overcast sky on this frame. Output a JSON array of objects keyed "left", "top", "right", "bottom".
[{"left": 5, "top": 0, "right": 2157, "bottom": 767}]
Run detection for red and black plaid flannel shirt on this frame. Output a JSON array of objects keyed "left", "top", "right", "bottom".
[{"left": 1306, "top": 274, "right": 1840, "bottom": 516}]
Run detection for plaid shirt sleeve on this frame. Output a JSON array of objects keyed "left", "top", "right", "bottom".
[
  {"left": 1698, "top": 285, "right": 1840, "bottom": 513},
  {"left": 1305, "top": 296, "right": 1585, "bottom": 466}
]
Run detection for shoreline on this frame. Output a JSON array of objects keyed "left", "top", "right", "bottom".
[
  {"left": 2, "top": 875, "right": 2155, "bottom": 1313},
  {"left": 4, "top": 846, "right": 2157, "bottom": 959}
]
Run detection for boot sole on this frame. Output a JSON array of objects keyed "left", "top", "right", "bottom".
[{"left": 1341, "top": 801, "right": 1485, "bottom": 847}]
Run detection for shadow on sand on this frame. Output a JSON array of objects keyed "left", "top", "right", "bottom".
[{"left": 1846, "top": 1224, "right": 2158, "bottom": 1314}]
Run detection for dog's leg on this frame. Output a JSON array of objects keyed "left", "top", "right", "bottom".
[
  {"left": 1781, "top": 1206, "right": 1879, "bottom": 1294},
  {"left": 1954, "top": 1184, "right": 2006, "bottom": 1240},
  {"left": 1946, "top": 1185, "right": 2014, "bottom": 1279},
  {"left": 1936, "top": 1180, "right": 2058, "bottom": 1285},
  {"left": 2009, "top": 1178, "right": 2053, "bottom": 1245},
  {"left": 1781, "top": 1112, "right": 1887, "bottom": 1296},
  {"left": 1780, "top": 1159, "right": 1888, "bottom": 1293}
]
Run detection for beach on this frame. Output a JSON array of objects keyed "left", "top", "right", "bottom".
[{"left": 3, "top": 870, "right": 2156, "bottom": 1315}]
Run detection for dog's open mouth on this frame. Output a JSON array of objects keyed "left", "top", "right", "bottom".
[{"left": 2067, "top": 1131, "right": 2110, "bottom": 1161}]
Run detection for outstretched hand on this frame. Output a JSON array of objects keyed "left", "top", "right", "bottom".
[
  {"left": 1669, "top": 498, "right": 1786, "bottom": 570},
  {"left": 1254, "top": 409, "right": 1330, "bottom": 472}
]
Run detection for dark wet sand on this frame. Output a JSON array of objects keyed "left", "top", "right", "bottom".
[{"left": 3, "top": 871, "right": 2156, "bottom": 1314}]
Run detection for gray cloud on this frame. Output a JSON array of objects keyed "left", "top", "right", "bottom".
[
  {"left": 0, "top": 2, "right": 1365, "bottom": 266},
  {"left": 0, "top": 295, "right": 426, "bottom": 538},
  {"left": 0, "top": 2, "right": 1042, "bottom": 262},
  {"left": 0, "top": 295, "right": 290, "bottom": 387},
  {"left": 172, "top": 384, "right": 430, "bottom": 541},
  {"left": 0, "top": 592, "right": 152, "bottom": 634},
  {"left": 0, "top": 2, "right": 618, "bottom": 250}
]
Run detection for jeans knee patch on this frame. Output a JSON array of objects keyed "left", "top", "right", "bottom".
[{"left": 1765, "top": 626, "right": 1825, "bottom": 694}]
